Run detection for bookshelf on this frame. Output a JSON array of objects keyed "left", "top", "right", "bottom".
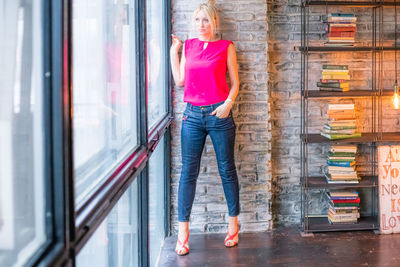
[
  {"left": 307, "top": 216, "right": 378, "bottom": 232},
  {"left": 304, "top": 175, "right": 377, "bottom": 189},
  {"left": 298, "top": 1, "right": 400, "bottom": 233},
  {"left": 303, "top": 89, "right": 394, "bottom": 98},
  {"left": 301, "top": 133, "right": 400, "bottom": 143}
]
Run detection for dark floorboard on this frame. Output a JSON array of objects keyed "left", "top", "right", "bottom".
[{"left": 158, "top": 227, "right": 400, "bottom": 267}]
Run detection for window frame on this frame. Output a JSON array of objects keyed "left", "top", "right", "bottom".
[
  {"left": 67, "top": 0, "right": 151, "bottom": 252},
  {"left": 64, "top": 0, "right": 173, "bottom": 265},
  {"left": 22, "top": 0, "right": 66, "bottom": 266},
  {"left": 16, "top": 0, "right": 173, "bottom": 265}
]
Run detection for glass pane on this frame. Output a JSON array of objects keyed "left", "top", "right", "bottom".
[
  {"left": 149, "top": 136, "right": 166, "bottom": 267},
  {"left": 72, "top": 0, "right": 138, "bottom": 207},
  {"left": 147, "top": 0, "right": 167, "bottom": 128},
  {"left": 0, "top": 0, "right": 47, "bottom": 265},
  {"left": 76, "top": 178, "right": 139, "bottom": 267}
]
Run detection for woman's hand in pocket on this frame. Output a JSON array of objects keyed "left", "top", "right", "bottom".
[{"left": 210, "top": 101, "right": 233, "bottom": 118}]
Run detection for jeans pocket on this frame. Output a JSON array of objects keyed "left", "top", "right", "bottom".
[
  {"left": 182, "top": 109, "right": 191, "bottom": 122},
  {"left": 215, "top": 113, "right": 235, "bottom": 129}
]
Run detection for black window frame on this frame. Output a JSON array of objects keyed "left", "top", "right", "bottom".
[{"left": 12, "top": 0, "right": 172, "bottom": 265}]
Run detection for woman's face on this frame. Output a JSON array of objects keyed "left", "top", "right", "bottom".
[{"left": 195, "top": 10, "right": 213, "bottom": 38}]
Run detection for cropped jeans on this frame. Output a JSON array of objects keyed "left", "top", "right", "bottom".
[{"left": 178, "top": 101, "right": 240, "bottom": 222}]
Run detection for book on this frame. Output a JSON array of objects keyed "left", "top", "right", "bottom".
[
  {"left": 328, "top": 17, "right": 357, "bottom": 23},
  {"left": 328, "top": 104, "right": 355, "bottom": 110},
  {"left": 328, "top": 151, "right": 356, "bottom": 157},
  {"left": 326, "top": 180, "right": 359, "bottom": 184},
  {"left": 327, "top": 114, "right": 356, "bottom": 120},
  {"left": 321, "top": 69, "right": 350, "bottom": 74},
  {"left": 331, "top": 198, "right": 360, "bottom": 204},
  {"left": 317, "top": 82, "right": 349, "bottom": 88},
  {"left": 322, "top": 71, "right": 350, "bottom": 76},
  {"left": 327, "top": 158, "right": 355, "bottom": 162},
  {"left": 327, "top": 108, "right": 355, "bottom": 113},
  {"left": 327, "top": 39, "right": 355, "bottom": 43},
  {"left": 328, "top": 190, "right": 358, "bottom": 196},
  {"left": 328, "top": 25, "right": 357, "bottom": 32},
  {"left": 330, "top": 202, "right": 360, "bottom": 207},
  {"left": 330, "top": 13, "right": 356, "bottom": 17},
  {"left": 329, "top": 196, "right": 359, "bottom": 200},
  {"left": 327, "top": 160, "right": 355, "bottom": 167},
  {"left": 324, "top": 124, "right": 357, "bottom": 130},
  {"left": 328, "top": 166, "right": 356, "bottom": 172},
  {"left": 322, "top": 74, "right": 351, "bottom": 80},
  {"left": 327, "top": 38, "right": 355, "bottom": 42},
  {"left": 330, "top": 205, "right": 359, "bottom": 210},
  {"left": 323, "top": 129, "right": 355, "bottom": 135},
  {"left": 327, "top": 180, "right": 359, "bottom": 184},
  {"left": 326, "top": 32, "right": 356, "bottom": 38},
  {"left": 321, "top": 131, "right": 362, "bottom": 140},
  {"left": 328, "top": 217, "right": 357, "bottom": 224},
  {"left": 326, "top": 173, "right": 358, "bottom": 180},
  {"left": 321, "top": 79, "right": 347, "bottom": 83},
  {"left": 330, "top": 145, "right": 357, "bottom": 153},
  {"left": 329, "top": 211, "right": 360, "bottom": 219},
  {"left": 327, "top": 119, "right": 356, "bottom": 124},
  {"left": 322, "top": 65, "right": 348, "bottom": 70},
  {"left": 327, "top": 112, "right": 356, "bottom": 120},
  {"left": 329, "top": 23, "right": 357, "bottom": 28}
]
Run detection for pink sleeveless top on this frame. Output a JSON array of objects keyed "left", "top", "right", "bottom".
[{"left": 184, "top": 38, "right": 233, "bottom": 106}]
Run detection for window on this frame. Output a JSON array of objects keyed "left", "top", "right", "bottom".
[
  {"left": 147, "top": 0, "right": 167, "bottom": 128},
  {"left": 76, "top": 178, "right": 139, "bottom": 267},
  {"left": 0, "top": 0, "right": 172, "bottom": 265},
  {"left": 0, "top": 1, "right": 48, "bottom": 265},
  {"left": 149, "top": 136, "right": 166, "bottom": 266},
  {"left": 72, "top": 0, "right": 138, "bottom": 207}
]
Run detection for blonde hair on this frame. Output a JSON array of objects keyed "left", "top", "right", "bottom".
[{"left": 193, "top": 0, "right": 219, "bottom": 37}]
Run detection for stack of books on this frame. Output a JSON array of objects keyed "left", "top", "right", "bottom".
[
  {"left": 321, "top": 104, "right": 361, "bottom": 140},
  {"left": 325, "top": 145, "right": 359, "bottom": 184},
  {"left": 324, "top": 13, "right": 357, "bottom": 47},
  {"left": 327, "top": 190, "right": 360, "bottom": 224},
  {"left": 317, "top": 65, "right": 350, "bottom": 92}
]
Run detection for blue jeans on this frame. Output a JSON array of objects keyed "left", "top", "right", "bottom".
[{"left": 178, "top": 101, "right": 240, "bottom": 222}]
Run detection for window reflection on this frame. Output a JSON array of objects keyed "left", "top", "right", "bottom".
[
  {"left": 147, "top": 0, "right": 167, "bottom": 128},
  {"left": 77, "top": 178, "right": 139, "bottom": 267},
  {"left": 0, "top": 1, "right": 47, "bottom": 265},
  {"left": 72, "top": 0, "right": 138, "bottom": 207},
  {"left": 149, "top": 136, "right": 166, "bottom": 266}
]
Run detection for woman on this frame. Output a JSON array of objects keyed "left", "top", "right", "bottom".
[{"left": 170, "top": 0, "right": 240, "bottom": 256}]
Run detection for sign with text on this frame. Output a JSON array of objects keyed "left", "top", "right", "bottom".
[{"left": 379, "top": 145, "right": 400, "bottom": 234}]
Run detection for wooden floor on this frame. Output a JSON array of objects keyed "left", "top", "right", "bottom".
[{"left": 158, "top": 227, "right": 400, "bottom": 266}]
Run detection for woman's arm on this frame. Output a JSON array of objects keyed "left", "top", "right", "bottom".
[
  {"left": 210, "top": 43, "right": 239, "bottom": 118},
  {"left": 170, "top": 34, "right": 186, "bottom": 86},
  {"left": 226, "top": 43, "right": 240, "bottom": 103}
]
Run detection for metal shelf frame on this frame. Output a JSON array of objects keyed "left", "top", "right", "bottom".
[
  {"left": 303, "top": 89, "right": 394, "bottom": 98},
  {"left": 307, "top": 216, "right": 378, "bottom": 232},
  {"left": 304, "top": 1, "right": 400, "bottom": 7},
  {"left": 296, "top": 46, "right": 400, "bottom": 51},
  {"left": 299, "top": 1, "right": 390, "bottom": 233}
]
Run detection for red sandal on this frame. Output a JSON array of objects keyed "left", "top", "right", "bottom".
[
  {"left": 175, "top": 233, "right": 190, "bottom": 256},
  {"left": 224, "top": 228, "right": 239, "bottom": 248}
]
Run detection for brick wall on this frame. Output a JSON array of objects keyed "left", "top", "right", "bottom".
[
  {"left": 170, "top": 0, "right": 271, "bottom": 233},
  {"left": 268, "top": 2, "right": 400, "bottom": 226},
  {"left": 171, "top": 0, "right": 400, "bottom": 231}
]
